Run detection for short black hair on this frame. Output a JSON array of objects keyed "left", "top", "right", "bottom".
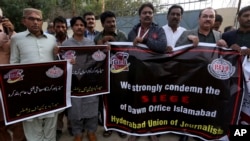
[
  {"left": 100, "top": 11, "right": 116, "bottom": 24},
  {"left": 70, "top": 16, "right": 86, "bottom": 27},
  {"left": 224, "top": 25, "right": 235, "bottom": 32},
  {"left": 238, "top": 5, "right": 250, "bottom": 17},
  {"left": 83, "top": 12, "right": 95, "bottom": 19},
  {"left": 215, "top": 14, "right": 223, "bottom": 22},
  {"left": 53, "top": 16, "right": 67, "bottom": 27},
  {"left": 138, "top": 2, "right": 154, "bottom": 15},
  {"left": 168, "top": 4, "right": 184, "bottom": 15}
]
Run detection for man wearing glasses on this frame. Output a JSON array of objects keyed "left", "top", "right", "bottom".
[
  {"left": 175, "top": 7, "right": 227, "bottom": 47},
  {"left": 10, "top": 8, "right": 58, "bottom": 141}
]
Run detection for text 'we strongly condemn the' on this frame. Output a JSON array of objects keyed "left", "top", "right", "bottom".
[{"left": 120, "top": 81, "right": 204, "bottom": 94}]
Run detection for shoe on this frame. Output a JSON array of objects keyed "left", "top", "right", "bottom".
[
  {"left": 56, "top": 130, "right": 62, "bottom": 141},
  {"left": 118, "top": 132, "right": 127, "bottom": 138},
  {"left": 103, "top": 130, "right": 112, "bottom": 137},
  {"left": 128, "top": 135, "right": 139, "bottom": 141},
  {"left": 68, "top": 127, "right": 73, "bottom": 136},
  {"left": 87, "top": 132, "right": 97, "bottom": 141},
  {"left": 179, "top": 135, "right": 188, "bottom": 141},
  {"left": 150, "top": 135, "right": 159, "bottom": 141},
  {"left": 73, "top": 135, "right": 83, "bottom": 141}
]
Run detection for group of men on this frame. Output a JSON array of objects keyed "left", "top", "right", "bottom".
[{"left": 0, "top": 2, "right": 250, "bottom": 141}]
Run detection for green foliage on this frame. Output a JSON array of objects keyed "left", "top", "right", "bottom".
[
  {"left": 1, "top": 0, "right": 28, "bottom": 32},
  {"left": 80, "top": 0, "right": 102, "bottom": 18},
  {"left": 105, "top": 0, "right": 144, "bottom": 16},
  {"left": 1, "top": 0, "right": 55, "bottom": 32}
]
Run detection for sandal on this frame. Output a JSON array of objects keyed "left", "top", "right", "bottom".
[
  {"left": 118, "top": 132, "right": 127, "bottom": 138},
  {"left": 103, "top": 130, "right": 112, "bottom": 137}
]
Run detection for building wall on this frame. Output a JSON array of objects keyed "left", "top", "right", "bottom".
[
  {"left": 216, "top": 7, "right": 238, "bottom": 32},
  {"left": 43, "top": 7, "right": 237, "bottom": 37}
]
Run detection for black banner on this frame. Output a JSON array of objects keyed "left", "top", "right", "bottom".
[
  {"left": 0, "top": 61, "right": 71, "bottom": 125},
  {"left": 58, "top": 45, "right": 110, "bottom": 98},
  {"left": 104, "top": 42, "right": 243, "bottom": 140}
]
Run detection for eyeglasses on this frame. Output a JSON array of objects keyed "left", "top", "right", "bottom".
[{"left": 26, "top": 17, "right": 43, "bottom": 22}]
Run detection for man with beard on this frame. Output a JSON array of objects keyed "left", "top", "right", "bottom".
[
  {"left": 83, "top": 12, "right": 99, "bottom": 41},
  {"left": 61, "top": 16, "right": 98, "bottom": 141},
  {"left": 175, "top": 7, "right": 227, "bottom": 47},
  {"left": 162, "top": 4, "right": 186, "bottom": 49},
  {"left": 93, "top": 10, "right": 128, "bottom": 139},
  {"left": 52, "top": 16, "right": 71, "bottom": 141},
  {"left": 127, "top": 3, "right": 166, "bottom": 141},
  {"left": 94, "top": 11, "right": 127, "bottom": 45},
  {"left": 222, "top": 6, "right": 250, "bottom": 51},
  {"left": 222, "top": 6, "right": 250, "bottom": 133},
  {"left": 53, "top": 16, "right": 68, "bottom": 45}
]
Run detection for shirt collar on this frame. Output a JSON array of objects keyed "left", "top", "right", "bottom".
[
  {"left": 86, "top": 29, "right": 98, "bottom": 35},
  {"left": 25, "top": 30, "right": 47, "bottom": 38}
]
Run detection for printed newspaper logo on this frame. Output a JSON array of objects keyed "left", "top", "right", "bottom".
[
  {"left": 229, "top": 125, "right": 250, "bottom": 141},
  {"left": 46, "top": 66, "right": 64, "bottom": 78},
  {"left": 4, "top": 69, "right": 24, "bottom": 83},
  {"left": 92, "top": 50, "right": 106, "bottom": 61},
  {"left": 62, "top": 50, "right": 76, "bottom": 60},
  {"left": 208, "top": 57, "right": 235, "bottom": 80},
  {"left": 110, "top": 52, "right": 130, "bottom": 73}
]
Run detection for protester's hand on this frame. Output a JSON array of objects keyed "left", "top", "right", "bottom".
[
  {"left": 103, "top": 36, "right": 115, "bottom": 43},
  {"left": 69, "top": 58, "right": 76, "bottom": 64},
  {"left": 1, "top": 18, "right": 14, "bottom": 34},
  {"left": 133, "top": 37, "right": 143, "bottom": 46},
  {"left": 53, "top": 46, "right": 59, "bottom": 55},
  {"left": 107, "top": 45, "right": 111, "bottom": 50},
  {"left": 166, "top": 46, "right": 173, "bottom": 53},
  {"left": 216, "top": 39, "right": 228, "bottom": 47},
  {"left": 230, "top": 44, "right": 241, "bottom": 53},
  {"left": 240, "top": 48, "right": 250, "bottom": 55},
  {"left": 187, "top": 35, "right": 199, "bottom": 47}
]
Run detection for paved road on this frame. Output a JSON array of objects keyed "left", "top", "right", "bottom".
[{"left": 58, "top": 117, "right": 196, "bottom": 141}]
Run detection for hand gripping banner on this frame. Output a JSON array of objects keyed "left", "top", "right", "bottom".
[{"left": 104, "top": 42, "right": 243, "bottom": 140}]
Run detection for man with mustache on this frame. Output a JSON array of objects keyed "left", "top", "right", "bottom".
[
  {"left": 94, "top": 11, "right": 127, "bottom": 45},
  {"left": 93, "top": 10, "right": 128, "bottom": 139},
  {"left": 53, "top": 16, "right": 68, "bottom": 46},
  {"left": 83, "top": 12, "right": 99, "bottom": 41},
  {"left": 176, "top": 7, "right": 227, "bottom": 141},
  {"left": 175, "top": 7, "right": 227, "bottom": 47},
  {"left": 52, "top": 16, "right": 71, "bottom": 141},
  {"left": 61, "top": 16, "right": 98, "bottom": 141},
  {"left": 128, "top": 2, "right": 167, "bottom": 54},
  {"left": 127, "top": 2, "right": 166, "bottom": 141},
  {"left": 222, "top": 5, "right": 250, "bottom": 53},
  {"left": 222, "top": 6, "right": 250, "bottom": 132},
  {"left": 162, "top": 4, "right": 186, "bottom": 49}
]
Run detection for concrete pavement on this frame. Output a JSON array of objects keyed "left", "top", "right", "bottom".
[{"left": 58, "top": 117, "right": 196, "bottom": 141}]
